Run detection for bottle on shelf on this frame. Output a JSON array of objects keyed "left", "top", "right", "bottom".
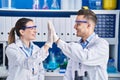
[
  {"left": 1, "top": 0, "right": 15, "bottom": 9},
  {"left": 74, "top": 0, "right": 82, "bottom": 10},
  {"left": 51, "top": 0, "right": 59, "bottom": 9},
  {"left": 33, "top": 0, "right": 39, "bottom": 9},
  {"left": 89, "top": 0, "right": 102, "bottom": 10},
  {"left": 47, "top": 51, "right": 58, "bottom": 72},
  {"left": 103, "top": 0, "right": 117, "bottom": 10},
  {"left": 59, "top": 58, "right": 68, "bottom": 73},
  {"left": 42, "top": 0, "right": 49, "bottom": 9},
  {"left": 107, "top": 58, "right": 117, "bottom": 73},
  {"left": 61, "top": 0, "right": 69, "bottom": 10}
]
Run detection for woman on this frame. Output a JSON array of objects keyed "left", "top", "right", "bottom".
[{"left": 6, "top": 18, "right": 53, "bottom": 80}]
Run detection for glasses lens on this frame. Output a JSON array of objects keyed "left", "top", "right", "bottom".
[
  {"left": 26, "top": 26, "right": 37, "bottom": 29},
  {"left": 75, "top": 20, "right": 87, "bottom": 23},
  {"left": 21, "top": 26, "right": 37, "bottom": 30}
]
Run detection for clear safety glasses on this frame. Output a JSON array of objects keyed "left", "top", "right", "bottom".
[
  {"left": 20, "top": 26, "right": 37, "bottom": 30},
  {"left": 75, "top": 20, "right": 88, "bottom": 24}
]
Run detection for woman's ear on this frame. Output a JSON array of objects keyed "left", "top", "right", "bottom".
[{"left": 19, "top": 30, "right": 24, "bottom": 36}]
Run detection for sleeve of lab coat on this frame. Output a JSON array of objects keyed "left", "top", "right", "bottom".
[
  {"left": 57, "top": 39, "right": 109, "bottom": 66},
  {"left": 63, "top": 59, "right": 72, "bottom": 80},
  {"left": 6, "top": 44, "right": 48, "bottom": 70},
  {"left": 26, "top": 46, "right": 49, "bottom": 69}
]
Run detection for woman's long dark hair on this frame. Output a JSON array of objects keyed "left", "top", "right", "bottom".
[{"left": 8, "top": 18, "right": 33, "bottom": 44}]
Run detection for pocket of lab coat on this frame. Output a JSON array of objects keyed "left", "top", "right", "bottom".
[{"left": 14, "top": 67, "right": 28, "bottom": 80}]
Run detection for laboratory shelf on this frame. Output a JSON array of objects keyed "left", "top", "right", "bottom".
[
  {"left": 45, "top": 72, "right": 64, "bottom": 77},
  {"left": 108, "top": 73, "right": 120, "bottom": 78},
  {"left": 45, "top": 72, "right": 120, "bottom": 77},
  {"left": 0, "top": 9, "right": 77, "bottom": 17},
  {"left": 0, "top": 9, "right": 119, "bottom": 17}
]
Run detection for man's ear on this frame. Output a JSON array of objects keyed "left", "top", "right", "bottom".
[
  {"left": 88, "top": 21, "right": 95, "bottom": 27},
  {"left": 87, "top": 23, "right": 92, "bottom": 28}
]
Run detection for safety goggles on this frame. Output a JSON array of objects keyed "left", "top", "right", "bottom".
[
  {"left": 75, "top": 20, "right": 88, "bottom": 24},
  {"left": 20, "top": 26, "right": 37, "bottom": 30}
]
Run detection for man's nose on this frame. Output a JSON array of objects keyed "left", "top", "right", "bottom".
[{"left": 74, "top": 24, "right": 77, "bottom": 29}]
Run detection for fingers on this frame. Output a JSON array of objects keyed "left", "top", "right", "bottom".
[
  {"left": 48, "top": 20, "right": 52, "bottom": 30},
  {"left": 47, "top": 20, "right": 56, "bottom": 33},
  {"left": 48, "top": 21, "right": 52, "bottom": 30},
  {"left": 47, "top": 20, "right": 59, "bottom": 42}
]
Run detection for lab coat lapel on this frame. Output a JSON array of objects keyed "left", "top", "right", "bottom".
[
  {"left": 15, "top": 39, "right": 28, "bottom": 58},
  {"left": 85, "top": 34, "right": 99, "bottom": 49}
]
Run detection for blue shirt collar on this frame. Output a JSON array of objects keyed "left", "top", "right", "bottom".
[
  {"left": 23, "top": 42, "right": 33, "bottom": 50},
  {"left": 15, "top": 39, "right": 33, "bottom": 57},
  {"left": 22, "top": 42, "right": 33, "bottom": 57},
  {"left": 80, "top": 32, "right": 95, "bottom": 49}
]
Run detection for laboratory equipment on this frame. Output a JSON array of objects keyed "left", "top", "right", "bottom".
[
  {"left": 0, "top": 42, "right": 7, "bottom": 67},
  {"left": 0, "top": 44, "right": 3, "bottom": 66},
  {"left": 74, "top": 70, "right": 83, "bottom": 80},
  {"left": 42, "top": 0, "right": 49, "bottom": 9},
  {"left": 33, "top": 0, "right": 39, "bottom": 9},
  {"left": 51, "top": 0, "right": 59, "bottom": 9},
  {"left": 59, "top": 58, "right": 68, "bottom": 73},
  {"left": 74, "top": 71, "right": 88, "bottom": 80},
  {"left": 107, "top": 58, "right": 117, "bottom": 73},
  {"left": 59, "top": 58, "right": 68, "bottom": 69},
  {"left": 103, "top": 0, "right": 117, "bottom": 10},
  {"left": 46, "top": 51, "right": 58, "bottom": 71},
  {"left": 1, "top": 0, "right": 11, "bottom": 9},
  {"left": 89, "top": 0, "right": 102, "bottom": 9},
  {"left": 61, "top": 0, "right": 69, "bottom": 10},
  {"left": 74, "top": 0, "right": 82, "bottom": 10}
]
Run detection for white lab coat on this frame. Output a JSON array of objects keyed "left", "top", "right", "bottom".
[
  {"left": 6, "top": 39, "right": 48, "bottom": 80},
  {"left": 57, "top": 34, "right": 109, "bottom": 80}
]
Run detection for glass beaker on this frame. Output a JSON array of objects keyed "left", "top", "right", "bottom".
[
  {"left": 1, "top": 0, "right": 11, "bottom": 9},
  {"left": 107, "top": 58, "right": 117, "bottom": 73},
  {"left": 51, "top": 0, "right": 59, "bottom": 9},
  {"left": 42, "top": 0, "right": 49, "bottom": 9},
  {"left": 33, "top": 0, "right": 39, "bottom": 9}
]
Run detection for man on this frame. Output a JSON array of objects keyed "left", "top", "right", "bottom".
[{"left": 48, "top": 9, "right": 109, "bottom": 80}]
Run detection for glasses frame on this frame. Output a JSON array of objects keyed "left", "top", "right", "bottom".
[
  {"left": 20, "top": 26, "right": 37, "bottom": 30},
  {"left": 75, "top": 20, "right": 88, "bottom": 24}
]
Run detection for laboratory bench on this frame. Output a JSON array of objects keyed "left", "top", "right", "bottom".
[{"left": 0, "top": 66, "right": 120, "bottom": 80}]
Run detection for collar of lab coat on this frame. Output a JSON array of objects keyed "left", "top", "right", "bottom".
[
  {"left": 15, "top": 39, "right": 37, "bottom": 56},
  {"left": 79, "top": 32, "right": 96, "bottom": 48},
  {"left": 15, "top": 39, "right": 33, "bottom": 48},
  {"left": 85, "top": 33, "right": 99, "bottom": 49},
  {"left": 79, "top": 32, "right": 95, "bottom": 43}
]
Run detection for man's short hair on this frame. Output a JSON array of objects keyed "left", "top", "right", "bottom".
[{"left": 77, "top": 9, "right": 97, "bottom": 25}]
